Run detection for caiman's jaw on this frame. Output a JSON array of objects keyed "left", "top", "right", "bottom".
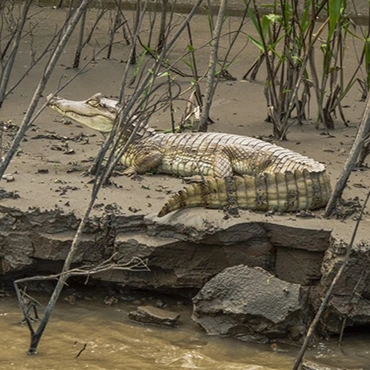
[{"left": 46, "top": 93, "right": 119, "bottom": 133}]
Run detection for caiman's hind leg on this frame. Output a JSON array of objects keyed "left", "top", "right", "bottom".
[
  {"left": 213, "top": 151, "right": 234, "bottom": 177},
  {"left": 184, "top": 151, "right": 234, "bottom": 183},
  {"left": 123, "top": 151, "right": 163, "bottom": 176}
]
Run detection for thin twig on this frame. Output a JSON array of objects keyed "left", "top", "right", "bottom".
[
  {"left": 199, "top": 0, "right": 228, "bottom": 132},
  {"left": 72, "top": 7, "right": 87, "bottom": 68},
  {"left": 75, "top": 343, "right": 87, "bottom": 359},
  {"left": 324, "top": 93, "right": 370, "bottom": 216}
]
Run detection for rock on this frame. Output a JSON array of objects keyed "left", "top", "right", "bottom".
[
  {"left": 192, "top": 265, "right": 311, "bottom": 343},
  {"left": 0, "top": 188, "right": 19, "bottom": 200},
  {"left": 275, "top": 247, "right": 323, "bottom": 285},
  {"left": 2, "top": 174, "right": 15, "bottom": 182},
  {"left": 128, "top": 305, "right": 180, "bottom": 327},
  {"left": 317, "top": 240, "right": 370, "bottom": 335},
  {"left": 264, "top": 224, "right": 331, "bottom": 252}
]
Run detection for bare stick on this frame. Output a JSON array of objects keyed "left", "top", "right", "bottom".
[
  {"left": 324, "top": 93, "right": 370, "bottom": 217},
  {"left": 186, "top": 23, "right": 203, "bottom": 108},
  {"left": 72, "top": 7, "right": 87, "bottom": 68},
  {"left": 292, "top": 190, "right": 370, "bottom": 370},
  {"left": 0, "top": 0, "right": 91, "bottom": 180},
  {"left": 107, "top": 0, "right": 121, "bottom": 59},
  {"left": 157, "top": 0, "right": 168, "bottom": 53},
  {"left": 199, "top": 0, "right": 228, "bottom": 132},
  {"left": 75, "top": 343, "right": 87, "bottom": 359},
  {"left": 243, "top": 53, "right": 265, "bottom": 80},
  {"left": 14, "top": 254, "right": 148, "bottom": 352},
  {"left": 167, "top": 73, "right": 176, "bottom": 132},
  {"left": 14, "top": 255, "right": 148, "bottom": 286},
  {"left": 5, "top": 28, "right": 62, "bottom": 98},
  {"left": 129, "top": 0, "right": 141, "bottom": 65}
]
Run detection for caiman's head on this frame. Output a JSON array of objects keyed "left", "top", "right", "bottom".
[{"left": 46, "top": 93, "right": 119, "bottom": 133}]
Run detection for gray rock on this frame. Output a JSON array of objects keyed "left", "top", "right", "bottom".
[
  {"left": 192, "top": 265, "right": 311, "bottom": 343},
  {"left": 128, "top": 305, "right": 180, "bottom": 327},
  {"left": 317, "top": 240, "right": 370, "bottom": 335}
]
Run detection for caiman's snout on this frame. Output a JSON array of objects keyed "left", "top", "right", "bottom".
[
  {"left": 46, "top": 93, "right": 60, "bottom": 105},
  {"left": 46, "top": 93, "right": 118, "bottom": 133},
  {"left": 46, "top": 94, "right": 61, "bottom": 106}
]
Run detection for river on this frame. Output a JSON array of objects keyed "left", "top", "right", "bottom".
[{"left": 1, "top": 293, "right": 370, "bottom": 370}]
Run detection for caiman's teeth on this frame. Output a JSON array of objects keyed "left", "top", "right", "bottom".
[{"left": 47, "top": 93, "right": 331, "bottom": 217}]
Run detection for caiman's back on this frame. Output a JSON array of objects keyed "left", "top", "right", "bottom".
[{"left": 128, "top": 132, "right": 326, "bottom": 178}]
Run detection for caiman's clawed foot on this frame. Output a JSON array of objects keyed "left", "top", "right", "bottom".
[
  {"left": 87, "top": 163, "right": 99, "bottom": 176},
  {"left": 81, "top": 169, "right": 95, "bottom": 178},
  {"left": 121, "top": 168, "right": 143, "bottom": 181},
  {"left": 128, "top": 174, "right": 144, "bottom": 181},
  {"left": 122, "top": 168, "right": 137, "bottom": 177},
  {"left": 79, "top": 162, "right": 103, "bottom": 177}
]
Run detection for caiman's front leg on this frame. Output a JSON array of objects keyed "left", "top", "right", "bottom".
[{"left": 123, "top": 150, "right": 163, "bottom": 176}]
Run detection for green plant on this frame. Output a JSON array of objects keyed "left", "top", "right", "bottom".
[{"left": 245, "top": 0, "right": 361, "bottom": 139}]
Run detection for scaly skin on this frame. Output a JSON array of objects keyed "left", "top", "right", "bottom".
[
  {"left": 158, "top": 171, "right": 332, "bottom": 217},
  {"left": 47, "top": 93, "right": 332, "bottom": 216}
]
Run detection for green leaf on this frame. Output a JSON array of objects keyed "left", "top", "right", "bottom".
[
  {"left": 180, "top": 58, "right": 193, "bottom": 69},
  {"left": 265, "top": 14, "right": 281, "bottom": 23},
  {"left": 187, "top": 45, "right": 195, "bottom": 52},
  {"left": 157, "top": 71, "right": 170, "bottom": 78},
  {"left": 132, "top": 50, "right": 147, "bottom": 79},
  {"left": 247, "top": 8, "right": 260, "bottom": 35},
  {"left": 300, "top": 0, "right": 312, "bottom": 32},
  {"left": 247, "top": 35, "right": 265, "bottom": 52},
  {"left": 328, "top": 0, "right": 346, "bottom": 40}
]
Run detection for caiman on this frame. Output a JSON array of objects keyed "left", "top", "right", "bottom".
[{"left": 46, "top": 93, "right": 332, "bottom": 217}]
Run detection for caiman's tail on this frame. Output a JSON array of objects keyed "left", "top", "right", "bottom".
[{"left": 157, "top": 170, "right": 331, "bottom": 217}]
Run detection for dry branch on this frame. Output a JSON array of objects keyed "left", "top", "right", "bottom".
[
  {"left": 14, "top": 255, "right": 148, "bottom": 335},
  {"left": 199, "top": 0, "right": 228, "bottom": 132}
]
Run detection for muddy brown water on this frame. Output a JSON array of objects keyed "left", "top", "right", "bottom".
[{"left": 1, "top": 294, "right": 370, "bottom": 370}]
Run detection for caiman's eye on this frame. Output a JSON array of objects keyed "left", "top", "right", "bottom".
[
  {"left": 86, "top": 93, "right": 103, "bottom": 107},
  {"left": 86, "top": 98, "right": 100, "bottom": 107}
]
